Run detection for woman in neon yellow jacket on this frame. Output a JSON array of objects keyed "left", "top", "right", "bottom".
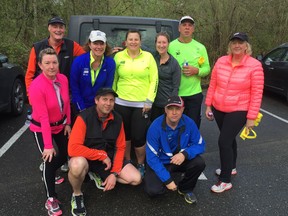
[{"left": 113, "top": 29, "right": 158, "bottom": 177}]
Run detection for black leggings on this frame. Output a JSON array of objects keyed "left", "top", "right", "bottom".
[
  {"left": 181, "top": 93, "right": 203, "bottom": 129},
  {"left": 114, "top": 104, "right": 150, "bottom": 147},
  {"left": 33, "top": 130, "right": 68, "bottom": 198},
  {"left": 213, "top": 108, "right": 247, "bottom": 183},
  {"left": 144, "top": 156, "right": 205, "bottom": 196}
]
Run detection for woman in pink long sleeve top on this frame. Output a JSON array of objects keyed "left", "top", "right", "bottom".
[
  {"left": 29, "top": 48, "right": 71, "bottom": 215},
  {"left": 205, "top": 32, "right": 264, "bottom": 193}
]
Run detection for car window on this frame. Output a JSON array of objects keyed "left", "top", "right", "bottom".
[
  {"left": 263, "top": 48, "right": 287, "bottom": 64},
  {"left": 79, "top": 23, "right": 174, "bottom": 53},
  {"left": 282, "top": 51, "right": 288, "bottom": 62}
]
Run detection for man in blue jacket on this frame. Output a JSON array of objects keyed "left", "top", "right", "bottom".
[{"left": 144, "top": 95, "right": 205, "bottom": 204}]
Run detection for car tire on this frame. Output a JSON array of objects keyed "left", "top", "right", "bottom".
[{"left": 11, "top": 78, "right": 25, "bottom": 115}]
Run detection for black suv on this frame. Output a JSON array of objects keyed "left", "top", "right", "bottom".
[
  {"left": 257, "top": 43, "right": 288, "bottom": 101},
  {"left": 0, "top": 54, "right": 26, "bottom": 115},
  {"left": 68, "top": 15, "right": 179, "bottom": 53}
]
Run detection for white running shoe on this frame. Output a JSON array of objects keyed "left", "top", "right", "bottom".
[{"left": 211, "top": 181, "right": 232, "bottom": 193}]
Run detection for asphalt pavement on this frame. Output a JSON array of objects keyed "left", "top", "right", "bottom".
[{"left": 0, "top": 91, "right": 288, "bottom": 216}]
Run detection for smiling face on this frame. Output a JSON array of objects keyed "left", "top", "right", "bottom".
[
  {"left": 230, "top": 39, "right": 248, "bottom": 57},
  {"left": 48, "top": 23, "right": 65, "bottom": 41},
  {"left": 125, "top": 32, "right": 141, "bottom": 52},
  {"left": 38, "top": 54, "right": 59, "bottom": 80},
  {"left": 95, "top": 93, "right": 115, "bottom": 117},
  {"left": 89, "top": 41, "right": 106, "bottom": 58},
  {"left": 156, "top": 35, "right": 169, "bottom": 55}
]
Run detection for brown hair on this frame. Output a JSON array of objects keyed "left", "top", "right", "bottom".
[
  {"left": 38, "top": 48, "right": 58, "bottom": 63},
  {"left": 82, "top": 40, "right": 112, "bottom": 56},
  {"left": 125, "top": 29, "right": 142, "bottom": 41},
  {"left": 155, "top": 32, "right": 170, "bottom": 43}
]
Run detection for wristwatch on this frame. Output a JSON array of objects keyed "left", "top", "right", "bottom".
[{"left": 111, "top": 172, "right": 119, "bottom": 177}]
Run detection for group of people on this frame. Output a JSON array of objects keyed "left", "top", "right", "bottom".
[{"left": 25, "top": 15, "right": 264, "bottom": 216}]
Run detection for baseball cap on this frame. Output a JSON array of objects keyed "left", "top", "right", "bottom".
[
  {"left": 48, "top": 16, "right": 66, "bottom": 26},
  {"left": 165, "top": 96, "right": 184, "bottom": 108},
  {"left": 95, "top": 88, "right": 118, "bottom": 97},
  {"left": 89, "top": 30, "right": 107, "bottom": 43},
  {"left": 230, "top": 32, "right": 249, "bottom": 42},
  {"left": 179, "top": 16, "right": 195, "bottom": 24}
]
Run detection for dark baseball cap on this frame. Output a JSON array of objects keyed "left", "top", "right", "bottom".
[
  {"left": 48, "top": 16, "right": 66, "bottom": 26},
  {"left": 165, "top": 96, "right": 184, "bottom": 108},
  {"left": 95, "top": 88, "right": 118, "bottom": 97},
  {"left": 230, "top": 32, "right": 249, "bottom": 42}
]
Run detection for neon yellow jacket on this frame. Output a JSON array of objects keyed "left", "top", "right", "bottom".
[
  {"left": 113, "top": 49, "right": 158, "bottom": 102},
  {"left": 169, "top": 39, "right": 210, "bottom": 96}
]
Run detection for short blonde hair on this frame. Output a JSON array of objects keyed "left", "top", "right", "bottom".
[{"left": 227, "top": 41, "right": 252, "bottom": 56}]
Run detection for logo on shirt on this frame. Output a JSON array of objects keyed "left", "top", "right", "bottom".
[
  {"left": 83, "top": 68, "right": 89, "bottom": 76},
  {"left": 120, "top": 60, "right": 125, "bottom": 64},
  {"left": 176, "top": 50, "right": 180, "bottom": 55}
]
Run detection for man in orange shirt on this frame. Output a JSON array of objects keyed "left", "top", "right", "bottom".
[
  {"left": 25, "top": 16, "right": 85, "bottom": 97},
  {"left": 68, "top": 88, "right": 141, "bottom": 216}
]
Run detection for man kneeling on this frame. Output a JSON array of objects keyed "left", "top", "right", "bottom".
[
  {"left": 68, "top": 88, "right": 141, "bottom": 216},
  {"left": 144, "top": 96, "right": 206, "bottom": 204}
]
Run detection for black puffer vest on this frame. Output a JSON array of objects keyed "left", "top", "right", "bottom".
[
  {"left": 33, "top": 38, "right": 74, "bottom": 80},
  {"left": 79, "top": 106, "right": 122, "bottom": 159}
]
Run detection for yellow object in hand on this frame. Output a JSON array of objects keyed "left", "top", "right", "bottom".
[
  {"left": 240, "top": 128, "right": 257, "bottom": 140},
  {"left": 254, "top": 112, "right": 263, "bottom": 126},
  {"left": 240, "top": 112, "right": 263, "bottom": 140}
]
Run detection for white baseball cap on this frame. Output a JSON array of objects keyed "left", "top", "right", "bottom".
[
  {"left": 89, "top": 30, "right": 106, "bottom": 43},
  {"left": 179, "top": 16, "right": 195, "bottom": 24}
]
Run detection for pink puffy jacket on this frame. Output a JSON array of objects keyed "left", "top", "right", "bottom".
[{"left": 205, "top": 55, "right": 264, "bottom": 120}]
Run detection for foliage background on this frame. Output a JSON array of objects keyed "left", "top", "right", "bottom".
[{"left": 1, "top": 0, "right": 288, "bottom": 70}]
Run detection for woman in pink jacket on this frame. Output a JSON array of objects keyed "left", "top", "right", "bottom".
[
  {"left": 29, "top": 48, "right": 71, "bottom": 215},
  {"left": 205, "top": 32, "right": 264, "bottom": 193}
]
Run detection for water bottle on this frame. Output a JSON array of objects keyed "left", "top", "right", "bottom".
[
  {"left": 25, "top": 108, "right": 32, "bottom": 126},
  {"left": 183, "top": 59, "right": 188, "bottom": 66},
  {"left": 143, "top": 112, "right": 149, "bottom": 119}
]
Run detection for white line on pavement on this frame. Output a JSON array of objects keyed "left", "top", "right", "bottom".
[
  {"left": 260, "top": 108, "right": 288, "bottom": 124},
  {"left": 0, "top": 124, "right": 29, "bottom": 158}
]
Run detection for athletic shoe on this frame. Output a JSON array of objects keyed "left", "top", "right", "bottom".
[
  {"left": 88, "top": 172, "right": 104, "bottom": 190},
  {"left": 71, "top": 194, "right": 87, "bottom": 216},
  {"left": 60, "top": 162, "right": 69, "bottom": 172},
  {"left": 41, "top": 175, "right": 64, "bottom": 185},
  {"left": 211, "top": 181, "right": 232, "bottom": 193},
  {"left": 215, "top": 168, "right": 237, "bottom": 176},
  {"left": 45, "top": 197, "right": 62, "bottom": 216},
  {"left": 137, "top": 164, "right": 145, "bottom": 178},
  {"left": 55, "top": 176, "right": 65, "bottom": 185},
  {"left": 178, "top": 190, "right": 197, "bottom": 204}
]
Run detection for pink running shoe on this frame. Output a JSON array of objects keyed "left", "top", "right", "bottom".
[{"left": 45, "top": 197, "right": 62, "bottom": 216}]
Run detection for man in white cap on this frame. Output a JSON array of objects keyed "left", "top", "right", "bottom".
[
  {"left": 144, "top": 95, "right": 206, "bottom": 204},
  {"left": 168, "top": 16, "right": 211, "bottom": 129}
]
